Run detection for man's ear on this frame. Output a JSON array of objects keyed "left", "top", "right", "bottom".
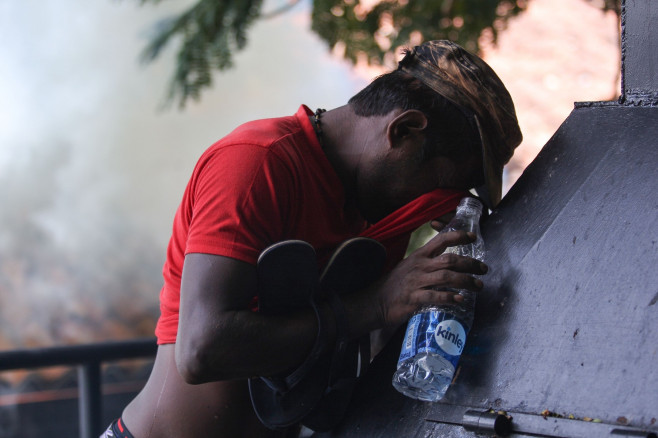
[{"left": 387, "top": 110, "right": 428, "bottom": 148}]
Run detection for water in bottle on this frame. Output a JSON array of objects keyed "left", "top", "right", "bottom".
[{"left": 392, "top": 197, "right": 485, "bottom": 402}]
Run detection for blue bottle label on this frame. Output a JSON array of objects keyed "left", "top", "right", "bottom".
[{"left": 397, "top": 310, "right": 470, "bottom": 369}]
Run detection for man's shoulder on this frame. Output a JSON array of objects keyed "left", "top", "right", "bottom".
[
  {"left": 199, "top": 106, "right": 317, "bottom": 170},
  {"left": 223, "top": 108, "right": 308, "bottom": 149}
]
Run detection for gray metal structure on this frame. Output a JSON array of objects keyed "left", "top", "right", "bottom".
[{"left": 317, "top": 1, "right": 658, "bottom": 437}]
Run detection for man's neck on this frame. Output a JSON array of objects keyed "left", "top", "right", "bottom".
[{"left": 316, "top": 105, "right": 360, "bottom": 203}]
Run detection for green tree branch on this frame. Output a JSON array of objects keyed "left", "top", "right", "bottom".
[{"left": 135, "top": 0, "right": 621, "bottom": 109}]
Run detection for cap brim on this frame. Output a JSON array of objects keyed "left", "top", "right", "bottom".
[{"left": 473, "top": 116, "right": 502, "bottom": 210}]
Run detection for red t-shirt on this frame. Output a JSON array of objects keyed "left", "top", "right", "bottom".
[
  {"left": 155, "top": 105, "right": 369, "bottom": 344},
  {"left": 154, "top": 105, "right": 468, "bottom": 344}
]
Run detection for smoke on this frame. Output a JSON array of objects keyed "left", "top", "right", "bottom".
[
  {"left": 0, "top": 137, "right": 163, "bottom": 347},
  {"left": 0, "top": 0, "right": 368, "bottom": 350}
]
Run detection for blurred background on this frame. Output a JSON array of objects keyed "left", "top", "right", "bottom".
[{"left": 0, "top": 0, "right": 620, "bottom": 426}]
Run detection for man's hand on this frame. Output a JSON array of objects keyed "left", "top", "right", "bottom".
[{"left": 373, "top": 230, "right": 488, "bottom": 328}]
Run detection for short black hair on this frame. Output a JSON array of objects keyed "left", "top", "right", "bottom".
[{"left": 348, "top": 70, "right": 481, "bottom": 175}]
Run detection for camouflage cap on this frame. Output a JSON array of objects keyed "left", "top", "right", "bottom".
[{"left": 397, "top": 40, "right": 523, "bottom": 209}]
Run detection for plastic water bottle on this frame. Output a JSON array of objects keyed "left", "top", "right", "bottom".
[{"left": 392, "top": 197, "right": 485, "bottom": 401}]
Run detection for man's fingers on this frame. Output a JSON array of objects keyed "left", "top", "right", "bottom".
[
  {"left": 430, "top": 252, "right": 488, "bottom": 276},
  {"left": 419, "top": 230, "right": 476, "bottom": 257},
  {"left": 430, "top": 220, "right": 446, "bottom": 232},
  {"left": 410, "top": 288, "right": 465, "bottom": 307},
  {"left": 421, "top": 269, "right": 484, "bottom": 292},
  {"left": 381, "top": 232, "right": 488, "bottom": 326}
]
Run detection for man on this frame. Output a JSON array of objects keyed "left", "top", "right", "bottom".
[{"left": 105, "top": 40, "right": 522, "bottom": 437}]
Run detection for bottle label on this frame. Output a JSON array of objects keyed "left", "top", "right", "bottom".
[
  {"left": 435, "top": 318, "right": 467, "bottom": 356},
  {"left": 397, "top": 310, "right": 470, "bottom": 369}
]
